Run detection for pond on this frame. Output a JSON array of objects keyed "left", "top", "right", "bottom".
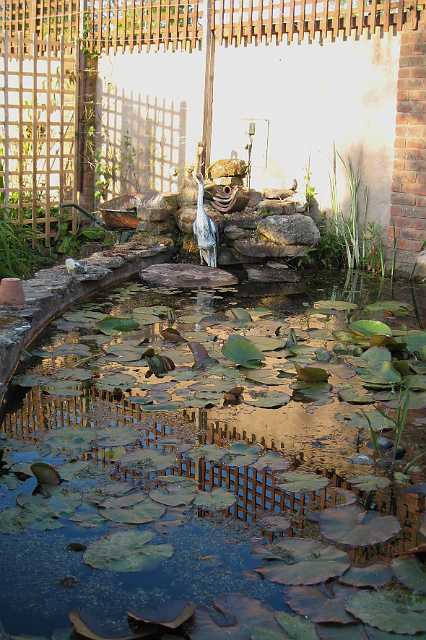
[{"left": 1, "top": 270, "right": 426, "bottom": 639}]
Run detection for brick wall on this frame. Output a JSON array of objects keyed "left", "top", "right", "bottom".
[{"left": 389, "top": 16, "right": 426, "bottom": 272}]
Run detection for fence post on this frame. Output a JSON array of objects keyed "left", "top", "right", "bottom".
[
  {"left": 200, "top": 0, "right": 215, "bottom": 176},
  {"left": 76, "top": 47, "right": 97, "bottom": 212}
]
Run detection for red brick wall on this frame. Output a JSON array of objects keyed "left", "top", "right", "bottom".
[{"left": 389, "top": 16, "right": 426, "bottom": 272}]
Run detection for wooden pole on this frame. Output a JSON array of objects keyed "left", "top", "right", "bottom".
[{"left": 200, "top": 0, "right": 215, "bottom": 177}]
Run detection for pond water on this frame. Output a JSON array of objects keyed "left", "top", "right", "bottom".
[{"left": 1, "top": 270, "right": 426, "bottom": 639}]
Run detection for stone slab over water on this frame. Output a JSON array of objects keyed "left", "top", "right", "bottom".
[{"left": 140, "top": 263, "right": 239, "bottom": 289}]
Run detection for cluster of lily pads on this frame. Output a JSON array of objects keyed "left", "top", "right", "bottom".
[{"left": 1, "top": 286, "right": 426, "bottom": 639}]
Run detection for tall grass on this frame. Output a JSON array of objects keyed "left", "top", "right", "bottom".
[{"left": 327, "top": 145, "right": 385, "bottom": 277}]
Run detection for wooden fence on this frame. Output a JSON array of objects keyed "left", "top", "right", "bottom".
[
  {"left": 0, "top": 33, "right": 79, "bottom": 244},
  {"left": 1, "top": 0, "right": 424, "bottom": 54}
]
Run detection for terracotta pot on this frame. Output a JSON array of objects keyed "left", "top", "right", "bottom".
[{"left": 0, "top": 278, "right": 25, "bottom": 308}]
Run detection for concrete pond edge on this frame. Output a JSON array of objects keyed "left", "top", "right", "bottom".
[{"left": 0, "top": 241, "right": 175, "bottom": 409}]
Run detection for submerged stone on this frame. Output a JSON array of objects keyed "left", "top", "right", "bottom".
[{"left": 140, "top": 263, "right": 238, "bottom": 289}]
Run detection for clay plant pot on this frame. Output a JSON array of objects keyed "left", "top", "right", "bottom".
[{"left": 0, "top": 278, "right": 25, "bottom": 308}]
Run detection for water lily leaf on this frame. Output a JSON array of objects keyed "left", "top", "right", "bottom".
[
  {"left": 255, "top": 538, "right": 350, "bottom": 585},
  {"left": 286, "top": 584, "right": 357, "bottom": 624},
  {"left": 226, "top": 442, "right": 262, "bottom": 467},
  {"left": 242, "top": 369, "right": 285, "bottom": 386},
  {"left": 99, "top": 491, "right": 147, "bottom": 509},
  {"left": 274, "top": 611, "right": 318, "bottom": 639},
  {"left": 97, "top": 317, "right": 140, "bottom": 335},
  {"left": 404, "top": 374, "right": 426, "bottom": 391},
  {"left": 278, "top": 471, "right": 329, "bottom": 493},
  {"left": 295, "top": 365, "right": 329, "bottom": 383},
  {"left": 246, "top": 392, "right": 290, "bottom": 409},
  {"left": 13, "top": 374, "right": 51, "bottom": 387},
  {"left": 360, "top": 347, "right": 391, "bottom": 367},
  {"left": 364, "top": 300, "right": 412, "bottom": 316},
  {"left": 252, "top": 452, "right": 291, "bottom": 473},
  {"left": 345, "top": 590, "right": 426, "bottom": 634},
  {"left": 96, "top": 373, "right": 136, "bottom": 391},
  {"left": 53, "top": 344, "right": 92, "bottom": 357},
  {"left": 69, "top": 511, "right": 105, "bottom": 528},
  {"left": 193, "top": 488, "right": 236, "bottom": 511},
  {"left": 186, "top": 444, "right": 227, "bottom": 463},
  {"left": 229, "top": 307, "right": 253, "bottom": 323},
  {"left": 365, "top": 629, "right": 426, "bottom": 640},
  {"left": 43, "top": 428, "right": 95, "bottom": 455},
  {"left": 318, "top": 505, "right": 401, "bottom": 547},
  {"left": 222, "top": 335, "right": 265, "bottom": 369},
  {"left": 337, "top": 387, "right": 375, "bottom": 404},
  {"left": 99, "top": 497, "right": 165, "bottom": 524},
  {"left": 348, "top": 475, "right": 391, "bottom": 492},
  {"left": 95, "top": 427, "right": 140, "bottom": 448},
  {"left": 128, "top": 599, "right": 195, "bottom": 629},
  {"left": 118, "top": 448, "right": 176, "bottom": 471},
  {"left": 249, "top": 337, "right": 286, "bottom": 352},
  {"left": 291, "top": 382, "right": 332, "bottom": 402},
  {"left": 149, "top": 478, "right": 197, "bottom": 507},
  {"left": 339, "top": 409, "right": 395, "bottom": 432},
  {"left": 257, "top": 514, "right": 292, "bottom": 534},
  {"left": 83, "top": 529, "right": 174, "bottom": 572},
  {"left": 314, "top": 300, "right": 358, "bottom": 312},
  {"left": 350, "top": 321, "right": 392, "bottom": 338},
  {"left": 358, "top": 363, "right": 401, "bottom": 389},
  {"left": 392, "top": 556, "right": 426, "bottom": 594},
  {"left": 400, "top": 331, "right": 426, "bottom": 355},
  {"left": 339, "top": 562, "right": 393, "bottom": 588},
  {"left": 54, "top": 368, "right": 93, "bottom": 381}
]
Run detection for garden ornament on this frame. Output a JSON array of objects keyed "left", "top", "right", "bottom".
[{"left": 193, "top": 173, "right": 218, "bottom": 268}]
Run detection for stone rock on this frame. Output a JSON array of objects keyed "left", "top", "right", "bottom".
[
  {"left": 138, "top": 207, "right": 175, "bottom": 223},
  {"left": 212, "top": 176, "right": 244, "bottom": 187},
  {"left": 223, "top": 225, "right": 251, "bottom": 241},
  {"left": 266, "top": 261, "right": 289, "bottom": 270},
  {"left": 256, "top": 199, "right": 297, "bottom": 216},
  {"left": 246, "top": 265, "right": 301, "bottom": 283},
  {"left": 208, "top": 159, "right": 248, "bottom": 180},
  {"left": 258, "top": 214, "right": 320, "bottom": 246},
  {"left": 140, "top": 263, "right": 238, "bottom": 289},
  {"left": 233, "top": 239, "right": 309, "bottom": 259},
  {"left": 263, "top": 183, "right": 297, "bottom": 199},
  {"left": 175, "top": 204, "right": 223, "bottom": 235},
  {"left": 223, "top": 214, "right": 258, "bottom": 231},
  {"left": 413, "top": 250, "right": 426, "bottom": 282},
  {"left": 218, "top": 247, "right": 262, "bottom": 266},
  {"left": 177, "top": 171, "right": 198, "bottom": 207}
]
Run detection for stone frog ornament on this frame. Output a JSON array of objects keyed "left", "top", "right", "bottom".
[{"left": 193, "top": 173, "right": 218, "bottom": 268}]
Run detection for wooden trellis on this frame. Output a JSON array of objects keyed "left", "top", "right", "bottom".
[
  {"left": 0, "top": 32, "right": 79, "bottom": 244},
  {"left": 1, "top": 0, "right": 424, "bottom": 54}
]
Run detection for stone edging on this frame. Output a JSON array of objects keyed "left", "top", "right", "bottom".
[{"left": 0, "top": 241, "right": 175, "bottom": 408}]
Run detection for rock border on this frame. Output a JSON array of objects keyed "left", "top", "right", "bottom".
[{"left": 0, "top": 241, "right": 175, "bottom": 408}]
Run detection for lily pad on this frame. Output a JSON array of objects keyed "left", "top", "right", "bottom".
[
  {"left": 96, "top": 373, "right": 136, "bottom": 391},
  {"left": 350, "top": 321, "right": 392, "bottom": 338},
  {"left": 314, "top": 300, "right": 358, "bottom": 312},
  {"left": 97, "top": 317, "right": 140, "bottom": 335},
  {"left": 222, "top": 335, "right": 265, "bottom": 369},
  {"left": 242, "top": 369, "right": 285, "bottom": 386},
  {"left": 193, "top": 488, "right": 236, "bottom": 511},
  {"left": 249, "top": 337, "right": 286, "bottom": 352},
  {"left": 252, "top": 452, "right": 291, "bottom": 473},
  {"left": 348, "top": 475, "right": 391, "bottom": 492},
  {"left": 226, "top": 442, "right": 262, "bottom": 467},
  {"left": 364, "top": 301, "right": 412, "bottom": 315},
  {"left": 257, "top": 514, "right": 292, "bottom": 534},
  {"left": 83, "top": 529, "right": 174, "bottom": 572},
  {"left": 99, "top": 497, "right": 165, "bottom": 525},
  {"left": 392, "top": 556, "right": 426, "bottom": 594},
  {"left": 337, "top": 387, "right": 375, "bottom": 404},
  {"left": 186, "top": 444, "right": 227, "bottom": 463},
  {"left": 286, "top": 584, "right": 357, "bottom": 624},
  {"left": 118, "top": 448, "right": 176, "bottom": 472},
  {"left": 318, "top": 505, "right": 401, "bottom": 547},
  {"left": 345, "top": 590, "right": 426, "bottom": 634},
  {"left": 360, "top": 347, "right": 391, "bottom": 367},
  {"left": 255, "top": 538, "right": 350, "bottom": 585},
  {"left": 295, "top": 365, "right": 329, "bottom": 383},
  {"left": 149, "top": 478, "right": 197, "bottom": 507},
  {"left": 339, "top": 562, "right": 393, "bottom": 588},
  {"left": 30, "top": 462, "right": 61, "bottom": 486},
  {"left": 358, "top": 363, "right": 401, "bottom": 389},
  {"left": 278, "top": 471, "right": 329, "bottom": 493},
  {"left": 245, "top": 392, "right": 290, "bottom": 409},
  {"left": 128, "top": 599, "right": 195, "bottom": 630}
]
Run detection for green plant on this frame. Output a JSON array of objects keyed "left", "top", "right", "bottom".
[
  {"left": 0, "top": 217, "right": 46, "bottom": 278},
  {"left": 304, "top": 156, "right": 317, "bottom": 211}
]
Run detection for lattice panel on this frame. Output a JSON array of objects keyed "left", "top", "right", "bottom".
[{"left": 0, "top": 33, "right": 78, "bottom": 243}]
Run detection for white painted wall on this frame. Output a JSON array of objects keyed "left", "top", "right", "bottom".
[{"left": 98, "top": 31, "right": 400, "bottom": 225}]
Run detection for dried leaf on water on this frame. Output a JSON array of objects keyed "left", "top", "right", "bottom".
[{"left": 128, "top": 600, "right": 195, "bottom": 630}]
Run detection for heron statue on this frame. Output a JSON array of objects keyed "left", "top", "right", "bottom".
[{"left": 193, "top": 173, "right": 218, "bottom": 268}]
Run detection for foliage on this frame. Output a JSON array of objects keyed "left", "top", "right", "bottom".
[
  {"left": 304, "top": 155, "right": 317, "bottom": 211},
  {"left": 0, "top": 217, "right": 49, "bottom": 278}
]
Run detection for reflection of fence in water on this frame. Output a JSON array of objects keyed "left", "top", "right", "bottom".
[{"left": 1, "top": 387, "right": 424, "bottom": 559}]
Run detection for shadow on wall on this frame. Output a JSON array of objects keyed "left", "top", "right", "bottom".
[{"left": 98, "top": 81, "right": 187, "bottom": 199}]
